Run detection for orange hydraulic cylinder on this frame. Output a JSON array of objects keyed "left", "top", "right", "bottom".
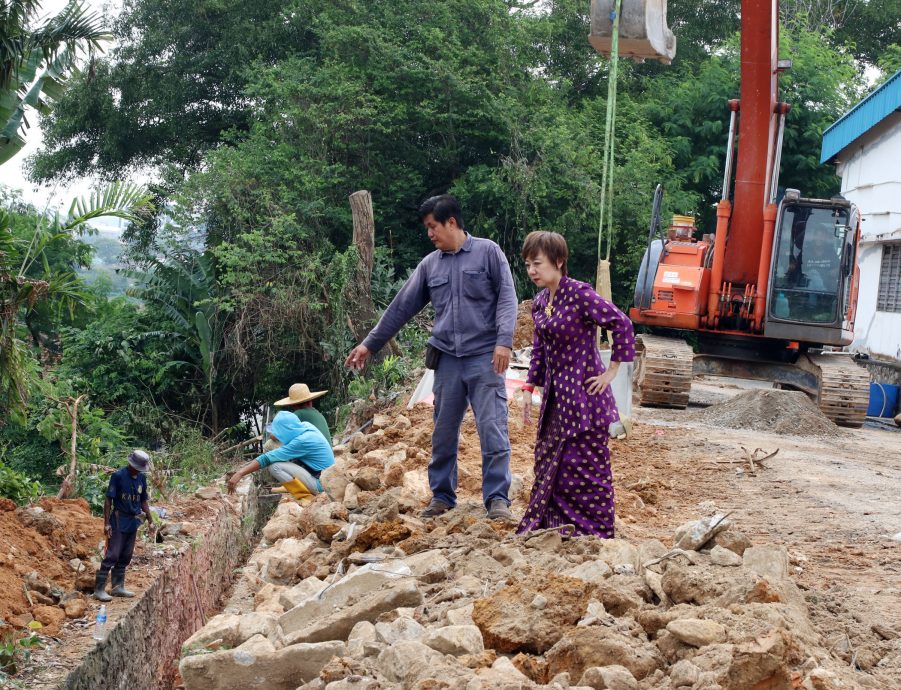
[
  {"left": 705, "top": 200, "right": 732, "bottom": 326},
  {"left": 753, "top": 203, "right": 778, "bottom": 331}
]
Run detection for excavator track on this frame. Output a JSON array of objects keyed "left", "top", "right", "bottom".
[
  {"left": 635, "top": 335, "right": 694, "bottom": 408},
  {"left": 806, "top": 354, "right": 870, "bottom": 428}
]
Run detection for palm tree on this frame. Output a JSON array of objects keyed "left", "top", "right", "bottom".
[
  {"left": 0, "top": 182, "right": 154, "bottom": 422},
  {"left": 1, "top": 0, "right": 109, "bottom": 164}
]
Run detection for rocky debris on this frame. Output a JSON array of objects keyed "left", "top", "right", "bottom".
[
  {"left": 179, "top": 403, "right": 892, "bottom": 690},
  {"left": 472, "top": 573, "right": 595, "bottom": 654},
  {"left": 698, "top": 389, "right": 840, "bottom": 437},
  {"left": 710, "top": 545, "right": 743, "bottom": 566},
  {"left": 579, "top": 665, "right": 638, "bottom": 690},
  {"left": 673, "top": 514, "right": 731, "bottom": 551},
  {"left": 179, "top": 639, "right": 344, "bottom": 690},
  {"left": 666, "top": 618, "right": 728, "bottom": 647}
]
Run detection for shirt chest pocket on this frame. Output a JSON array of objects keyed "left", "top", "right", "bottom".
[
  {"left": 428, "top": 275, "right": 451, "bottom": 310},
  {"left": 462, "top": 269, "right": 492, "bottom": 301}
]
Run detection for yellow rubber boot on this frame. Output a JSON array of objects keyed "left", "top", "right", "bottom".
[{"left": 281, "top": 478, "right": 314, "bottom": 505}]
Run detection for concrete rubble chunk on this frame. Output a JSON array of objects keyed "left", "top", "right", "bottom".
[
  {"left": 710, "top": 545, "right": 743, "bottom": 567},
  {"left": 564, "top": 559, "right": 612, "bottom": 584},
  {"left": 182, "top": 613, "right": 241, "bottom": 651},
  {"left": 403, "top": 549, "right": 451, "bottom": 583},
  {"left": 673, "top": 515, "right": 731, "bottom": 551},
  {"left": 376, "top": 640, "right": 445, "bottom": 684},
  {"left": 472, "top": 574, "right": 595, "bottom": 654},
  {"left": 669, "top": 659, "right": 701, "bottom": 687},
  {"left": 262, "top": 501, "right": 305, "bottom": 542},
  {"left": 371, "top": 413, "right": 392, "bottom": 430},
  {"left": 401, "top": 469, "right": 431, "bottom": 504},
  {"left": 742, "top": 545, "right": 790, "bottom": 581},
  {"left": 256, "top": 536, "right": 317, "bottom": 584},
  {"left": 473, "top": 655, "right": 532, "bottom": 687},
  {"left": 254, "top": 582, "right": 287, "bottom": 614},
  {"left": 423, "top": 625, "right": 485, "bottom": 656},
  {"left": 363, "top": 448, "right": 406, "bottom": 465},
  {"left": 446, "top": 603, "right": 475, "bottom": 626},
  {"left": 545, "top": 627, "right": 665, "bottom": 681},
  {"left": 280, "top": 563, "right": 422, "bottom": 644},
  {"left": 353, "top": 467, "right": 382, "bottom": 492},
  {"left": 279, "top": 576, "right": 327, "bottom": 610},
  {"left": 236, "top": 633, "right": 275, "bottom": 654},
  {"left": 374, "top": 616, "right": 425, "bottom": 644},
  {"left": 280, "top": 561, "right": 412, "bottom": 631},
  {"left": 320, "top": 461, "right": 350, "bottom": 503},
  {"left": 578, "top": 665, "right": 639, "bottom": 690},
  {"left": 712, "top": 529, "right": 751, "bottom": 556},
  {"left": 594, "top": 539, "right": 640, "bottom": 570},
  {"left": 666, "top": 619, "right": 728, "bottom": 648},
  {"left": 577, "top": 599, "right": 607, "bottom": 627},
  {"left": 179, "top": 640, "right": 345, "bottom": 690}
]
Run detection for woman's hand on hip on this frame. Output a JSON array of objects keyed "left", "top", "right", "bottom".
[{"left": 585, "top": 369, "right": 616, "bottom": 395}]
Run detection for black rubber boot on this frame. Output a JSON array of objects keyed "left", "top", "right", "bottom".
[
  {"left": 110, "top": 569, "right": 135, "bottom": 597},
  {"left": 93, "top": 570, "right": 112, "bottom": 602}
]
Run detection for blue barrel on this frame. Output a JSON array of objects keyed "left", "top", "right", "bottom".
[{"left": 867, "top": 383, "right": 900, "bottom": 418}]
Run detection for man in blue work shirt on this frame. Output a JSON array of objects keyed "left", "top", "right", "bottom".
[
  {"left": 345, "top": 194, "right": 518, "bottom": 520},
  {"left": 94, "top": 450, "right": 154, "bottom": 601}
]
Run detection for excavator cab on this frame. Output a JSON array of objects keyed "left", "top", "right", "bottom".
[
  {"left": 765, "top": 193, "right": 859, "bottom": 346},
  {"left": 589, "top": 0, "right": 676, "bottom": 63}
]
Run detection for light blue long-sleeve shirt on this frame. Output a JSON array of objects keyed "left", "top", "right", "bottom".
[
  {"left": 256, "top": 411, "right": 334, "bottom": 472},
  {"left": 362, "top": 234, "right": 518, "bottom": 357}
]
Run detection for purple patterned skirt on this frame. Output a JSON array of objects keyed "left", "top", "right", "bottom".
[{"left": 517, "top": 427, "right": 615, "bottom": 538}]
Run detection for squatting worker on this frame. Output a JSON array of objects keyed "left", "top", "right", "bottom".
[
  {"left": 94, "top": 450, "right": 154, "bottom": 601},
  {"left": 518, "top": 231, "right": 635, "bottom": 537},
  {"left": 273, "top": 382, "right": 332, "bottom": 444},
  {"left": 226, "top": 411, "right": 334, "bottom": 503},
  {"left": 344, "top": 194, "right": 518, "bottom": 521}
]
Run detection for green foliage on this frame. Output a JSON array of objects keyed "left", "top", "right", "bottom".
[
  {"left": 0, "top": 630, "right": 43, "bottom": 682},
  {"left": 0, "top": 183, "right": 153, "bottom": 421},
  {"left": 149, "top": 425, "right": 218, "bottom": 496},
  {"left": 0, "top": 461, "right": 42, "bottom": 505},
  {"left": 1, "top": 0, "right": 110, "bottom": 164},
  {"left": 76, "top": 470, "right": 108, "bottom": 514}
]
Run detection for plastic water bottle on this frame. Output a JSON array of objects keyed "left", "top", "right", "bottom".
[
  {"left": 774, "top": 292, "right": 789, "bottom": 318},
  {"left": 93, "top": 605, "right": 108, "bottom": 642}
]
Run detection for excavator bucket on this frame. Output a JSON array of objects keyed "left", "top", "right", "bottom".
[{"left": 588, "top": 0, "right": 676, "bottom": 64}]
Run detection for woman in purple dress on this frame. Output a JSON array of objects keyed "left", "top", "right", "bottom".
[{"left": 517, "top": 231, "right": 636, "bottom": 537}]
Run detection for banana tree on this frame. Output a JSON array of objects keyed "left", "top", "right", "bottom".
[
  {"left": 0, "top": 182, "right": 154, "bottom": 422},
  {"left": 123, "top": 250, "right": 226, "bottom": 430}
]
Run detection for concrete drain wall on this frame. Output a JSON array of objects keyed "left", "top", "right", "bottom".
[{"left": 61, "top": 486, "right": 276, "bottom": 690}]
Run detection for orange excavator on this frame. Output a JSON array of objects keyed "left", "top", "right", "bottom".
[{"left": 589, "top": 0, "right": 870, "bottom": 426}]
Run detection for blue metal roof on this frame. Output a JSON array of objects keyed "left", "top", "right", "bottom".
[{"left": 820, "top": 70, "right": 901, "bottom": 163}]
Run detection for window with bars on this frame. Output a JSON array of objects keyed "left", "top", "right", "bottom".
[{"left": 877, "top": 243, "right": 901, "bottom": 312}]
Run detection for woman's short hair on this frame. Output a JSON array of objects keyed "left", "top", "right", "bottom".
[{"left": 521, "top": 231, "right": 568, "bottom": 275}]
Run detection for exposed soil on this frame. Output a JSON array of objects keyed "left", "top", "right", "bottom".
[
  {"left": 697, "top": 388, "right": 841, "bottom": 438},
  {"left": 513, "top": 299, "right": 535, "bottom": 349},
  {"left": 0, "top": 498, "right": 103, "bottom": 634},
  {"left": 1, "top": 489, "right": 227, "bottom": 687}
]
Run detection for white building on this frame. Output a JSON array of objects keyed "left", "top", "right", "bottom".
[{"left": 821, "top": 70, "right": 901, "bottom": 367}]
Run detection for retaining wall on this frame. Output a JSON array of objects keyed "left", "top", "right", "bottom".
[{"left": 60, "top": 486, "right": 276, "bottom": 690}]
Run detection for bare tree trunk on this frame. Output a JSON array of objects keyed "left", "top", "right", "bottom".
[
  {"left": 57, "top": 394, "right": 86, "bottom": 499},
  {"left": 347, "top": 191, "right": 401, "bottom": 356}
]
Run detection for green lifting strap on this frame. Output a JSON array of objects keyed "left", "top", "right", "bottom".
[{"left": 596, "top": 0, "right": 622, "bottom": 271}]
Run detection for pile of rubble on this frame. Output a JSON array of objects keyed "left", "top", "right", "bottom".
[{"left": 178, "top": 409, "right": 893, "bottom": 690}]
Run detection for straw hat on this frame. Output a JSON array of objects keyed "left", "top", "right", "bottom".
[
  {"left": 127, "top": 450, "right": 151, "bottom": 472},
  {"left": 274, "top": 383, "right": 327, "bottom": 407}
]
